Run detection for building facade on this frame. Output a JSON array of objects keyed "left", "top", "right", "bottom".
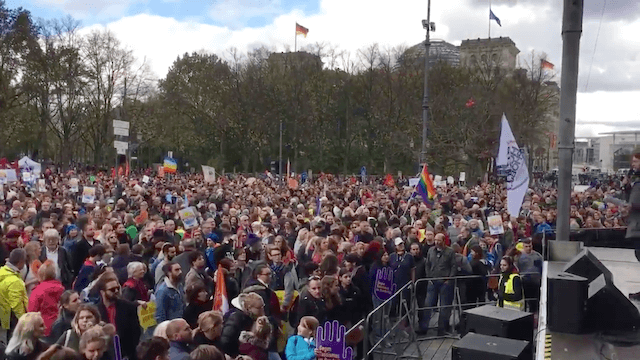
[{"left": 459, "top": 37, "right": 520, "bottom": 70}]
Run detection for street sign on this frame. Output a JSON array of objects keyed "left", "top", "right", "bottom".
[
  {"left": 112, "top": 120, "right": 130, "bottom": 129},
  {"left": 114, "top": 127, "right": 129, "bottom": 136},
  {"left": 114, "top": 140, "right": 128, "bottom": 150}
]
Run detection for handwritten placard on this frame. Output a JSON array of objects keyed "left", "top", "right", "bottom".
[{"left": 137, "top": 301, "right": 157, "bottom": 330}]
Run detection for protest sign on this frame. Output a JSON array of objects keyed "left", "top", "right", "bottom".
[
  {"left": 202, "top": 165, "right": 216, "bottom": 183},
  {"left": 179, "top": 207, "right": 199, "bottom": 229},
  {"left": 137, "top": 301, "right": 157, "bottom": 330},
  {"left": 38, "top": 179, "right": 47, "bottom": 193},
  {"left": 487, "top": 215, "right": 505, "bottom": 235},
  {"left": 459, "top": 172, "right": 466, "bottom": 182},
  {"left": 373, "top": 267, "right": 395, "bottom": 301},
  {"left": 0, "top": 169, "right": 17, "bottom": 184},
  {"left": 316, "top": 321, "right": 354, "bottom": 360},
  {"left": 82, "top": 187, "right": 96, "bottom": 203},
  {"left": 69, "top": 178, "right": 79, "bottom": 193},
  {"left": 409, "top": 177, "right": 419, "bottom": 187}
]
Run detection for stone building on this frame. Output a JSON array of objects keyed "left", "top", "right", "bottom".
[{"left": 459, "top": 37, "right": 520, "bottom": 70}]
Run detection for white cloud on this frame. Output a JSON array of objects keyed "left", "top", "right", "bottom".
[
  {"left": 83, "top": 0, "right": 640, "bottom": 136},
  {"left": 34, "top": 0, "right": 148, "bottom": 20}
]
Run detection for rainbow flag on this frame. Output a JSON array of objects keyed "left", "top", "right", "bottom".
[
  {"left": 416, "top": 164, "right": 436, "bottom": 203},
  {"left": 163, "top": 157, "right": 177, "bottom": 173}
]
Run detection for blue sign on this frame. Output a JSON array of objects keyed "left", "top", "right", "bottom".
[
  {"left": 360, "top": 166, "right": 367, "bottom": 183},
  {"left": 301, "top": 171, "right": 308, "bottom": 184}
]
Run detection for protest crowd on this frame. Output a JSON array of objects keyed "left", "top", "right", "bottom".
[{"left": 0, "top": 164, "right": 629, "bottom": 360}]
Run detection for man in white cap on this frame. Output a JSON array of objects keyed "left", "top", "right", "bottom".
[{"left": 389, "top": 237, "right": 415, "bottom": 296}]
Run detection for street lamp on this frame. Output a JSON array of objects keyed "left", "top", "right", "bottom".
[{"left": 421, "top": 1, "right": 435, "bottom": 166}]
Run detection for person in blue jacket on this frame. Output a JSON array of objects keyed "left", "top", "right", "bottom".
[{"left": 285, "top": 316, "right": 320, "bottom": 360}]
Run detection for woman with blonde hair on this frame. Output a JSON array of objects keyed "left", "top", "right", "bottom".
[
  {"left": 219, "top": 292, "right": 264, "bottom": 357},
  {"left": 27, "top": 260, "right": 65, "bottom": 336},
  {"left": 79, "top": 325, "right": 115, "bottom": 360},
  {"left": 189, "top": 345, "right": 225, "bottom": 360},
  {"left": 193, "top": 311, "right": 223, "bottom": 347},
  {"left": 5, "top": 312, "right": 47, "bottom": 360}
]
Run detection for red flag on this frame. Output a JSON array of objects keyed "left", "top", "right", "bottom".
[
  {"left": 213, "top": 265, "right": 229, "bottom": 314},
  {"left": 541, "top": 59, "right": 554, "bottom": 70},
  {"left": 465, "top": 97, "right": 476, "bottom": 108},
  {"left": 384, "top": 174, "right": 395, "bottom": 187}
]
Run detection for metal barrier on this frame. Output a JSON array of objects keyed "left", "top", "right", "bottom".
[{"left": 346, "top": 272, "right": 540, "bottom": 360}]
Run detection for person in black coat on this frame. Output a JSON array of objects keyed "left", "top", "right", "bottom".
[
  {"left": 219, "top": 293, "right": 262, "bottom": 357},
  {"left": 40, "top": 229, "right": 74, "bottom": 289},
  {"left": 73, "top": 223, "right": 100, "bottom": 276},
  {"left": 183, "top": 281, "right": 213, "bottom": 329},
  {"left": 95, "top": 273, "right": 141, "bottom": 360},
  {"left": 296, "top": 276, "right": 326, "bottom": 326},
  {"left": 338, "top": 268, "right": 362, "bottom": 327}
]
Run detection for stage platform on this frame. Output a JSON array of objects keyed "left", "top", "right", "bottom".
[{"left": 537, "top": 247, "right": 640, "bottom": 360}]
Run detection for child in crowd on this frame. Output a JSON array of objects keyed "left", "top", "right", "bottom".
[{"left": 285, "top": 316, "right": 320, "bottom": 360}]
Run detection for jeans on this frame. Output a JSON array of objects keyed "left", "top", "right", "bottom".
[{"left": 421, "top": 280, "right": 454, "bottom": 332}]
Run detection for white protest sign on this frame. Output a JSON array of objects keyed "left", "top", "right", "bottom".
[
  {"left": 409, "top": 177, "right": 419, "bottom": 187},
  {"left": 38, "top": 179, "right": 47, "bottom": 193},
  {"left": 142, "top": 175, "right": 150, "bottom": 184},
  {"left": 0, "top": 169, "right": 17, "bottom": 184},
  {"left": 447, "top": 176, "right": 454, "bottom": 184},
  {"left": 179, "top": 207, "right": 199, "bottom": 229},
  {"left": 69, "top": 178, "right": 79, "bottom": 193},
  {"left": 202, "top": 165, "right": 216, "bottom": 184},
  {"left": 488, "top": 215, "right": 505, "bottom": 235},
  {"left": 459, "top": 172, "right": 466, "bottom": 182},
  {"left": 82, "top": 187, "right": 96, "bottom": 203}
]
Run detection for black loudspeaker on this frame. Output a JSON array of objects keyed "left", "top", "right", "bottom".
[
  {"left": 462, "top": 305, "right": 533, "bottom": 342},
  {"left": 587, "top": 273, "right": 640, "bottom": 331},
  {"left": 452, "top": 332, "right": 530, "bottom": 360},
  {"left": 547, "top": 271, "right": 588, "bottom": 334},
  {"left": 563, "top": 248, "right": 613, "bottom": 283}
]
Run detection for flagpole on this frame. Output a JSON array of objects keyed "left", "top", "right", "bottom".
[
  {"left": 294, "top": 23, "right": 297, "bottom": 52},
  {"left": 488, "top": 0, "right": 492, "bottom": 38}
]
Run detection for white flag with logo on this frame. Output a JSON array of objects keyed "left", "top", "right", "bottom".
[
  {"left": 496, "top": 114, "right": 529, "bottom": 217},
  {"left": 202, "top": 165, "right": 216, "bottom": 184}
]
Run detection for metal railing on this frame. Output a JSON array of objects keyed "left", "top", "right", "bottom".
[{"left": 346, "top": 272, "right": 541, "bottom": 360}]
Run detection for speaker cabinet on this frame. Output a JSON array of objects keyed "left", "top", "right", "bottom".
[
  {"left": 547, "top": 271, "right": 588, "bottom": 334},
  {"left": 563, "top": 248, "right": 613, "bottom": 283},
  {"left": 462, "top": 305, "right": 533, "bottom": 342},
  {"left": 452, "top": 332, "right": 530, "bottom": 360},
  {"left": 587, "top": 273, "right": 640, "bottom": 331}
]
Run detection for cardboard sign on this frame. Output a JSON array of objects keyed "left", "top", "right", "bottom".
[
  {"left": 447, "top": 176, "right": 454, "bottom": 184},
  {"left": 373, "top": 267, "right": 395, "bottom": 301},
  {"left": 316, "top": 321, "right": 354, "bottom": 360},
  {"left": 0, "top": 169, "right": 18, "bottom": 184},
  {"left": 82, "top": 187, "right": 96, "bottom": 203},
  {"left": 179, "top": 207, "right": 199, "bottom": 229},
  {"left": 137, "top": 301, "right": 157, "bottom": 330},
  {"left": 38, "top": 179, "right": 47, "bottom": 193},
  {"left": 488, "top": 215, "right": 505, "bottom": 235},
  {"left": 459, "top": 172, "right": 466, "bottom": 182},
  {"left": 69, "top": 178, "right": 79, "bottom": 193}
]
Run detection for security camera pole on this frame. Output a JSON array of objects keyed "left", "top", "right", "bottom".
[{"left": 421, "top": 0, "right": 433, "bottom": 166}]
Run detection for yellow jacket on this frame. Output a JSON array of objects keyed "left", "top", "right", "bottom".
[{"left": 0, "top": 264, "right": 28, "bottom": 329}]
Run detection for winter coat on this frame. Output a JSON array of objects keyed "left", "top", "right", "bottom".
[
  {"left": 73, "top": 260, "right": 97, "bottom": 292},
  {"left": 238, "top": 330, "right": 269, "bottom": 360},
  {"left": 627, "top": 180, "right": 640, "bottom": 238},
  {"left": 168, "top": 341, "right": 191, "bottom": 360},
  {"left": 48, "top": 309, "right": 74, "bottom": 344},
  {"left": 219, "top": 310, "right": 254, "bottom": 357},
  {"left": 39, "top": 247, "right": 74, "bottom": 289},
  {"left": 97, "top": 298, "right": 141, "bottom": 360},
  {"left": 285, "top": 335, "right": 316, "bottom": 360},
  {"left": 0, "top": 264, "right": 27, "bottom": 329},
  {"left": 296, "top": 291, "right": 326, "bottom": 326},
  {"left": 27, "top": 279, "right": 65, "bottom": 336}
]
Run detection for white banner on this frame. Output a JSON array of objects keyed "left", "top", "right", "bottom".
[
  {"left": 0, "top": 169, "right": 18, "bottom": 184},
  {"left": 202, "top": 165, "right": 216, "bottom": 184},
  {"left": 496, "top": 114, "right": 529, "bottom": 217},
  {"left": 409, "top": 177, "right": 419, "bottom": 187}
]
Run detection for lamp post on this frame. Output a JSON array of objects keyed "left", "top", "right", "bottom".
[{"left": 421, "top": 1, "right": 435, "bottom": 165}]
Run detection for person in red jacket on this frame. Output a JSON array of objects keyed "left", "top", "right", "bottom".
[{"left": 28, "top": 260, "right": 65, "bottom": 336}]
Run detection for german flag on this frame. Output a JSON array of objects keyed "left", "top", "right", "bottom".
[{"left": 296, "top": 23, "right": 309, "bottom": 38}]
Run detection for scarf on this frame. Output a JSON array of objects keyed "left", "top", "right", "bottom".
[
  {"left": 123, "top": 277, "right": 150, "bottom": 301},
  {"left": 270, "top": 262, "right": 284, "bottom": 276}
]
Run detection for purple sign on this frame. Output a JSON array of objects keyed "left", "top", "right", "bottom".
[
  {"left": 373, "top": 267, "right": 395, "bottom": 301},
  {"left": 316, "top": 320, "right": 354, "bottom": 360}
]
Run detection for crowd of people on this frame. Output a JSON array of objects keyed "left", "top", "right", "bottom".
[{"left": 0, "top": 166, "right": 628, "bottom": 360}]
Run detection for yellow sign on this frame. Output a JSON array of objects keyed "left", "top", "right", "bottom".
[
  {"left": 138, "top": 301, "right": 157, "bottom": 330},
  {"left": 275, "top": 290, "right": 299, "bottom": 309}
]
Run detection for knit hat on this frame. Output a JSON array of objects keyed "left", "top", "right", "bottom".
[
  {"left": 66, "top": 224, "right": 79, "bottom": 235},
  {"left": 5, "top": 230, "right": 21, "bottom": 239}
]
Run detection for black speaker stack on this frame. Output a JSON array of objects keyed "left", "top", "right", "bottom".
[
  {"left": 454, "top": 305, "right": 532, "bottom": 359},
  {"left": 547, "top": 248, "right": 640, "bottom": 334}
]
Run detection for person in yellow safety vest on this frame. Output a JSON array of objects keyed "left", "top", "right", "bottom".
[{"left": 497, "top": 255, "right": 524, "bottom": 311}]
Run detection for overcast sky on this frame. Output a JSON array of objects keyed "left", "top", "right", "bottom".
[{"left": 8, "top": 0, "right": 640, "bottom": 137}]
